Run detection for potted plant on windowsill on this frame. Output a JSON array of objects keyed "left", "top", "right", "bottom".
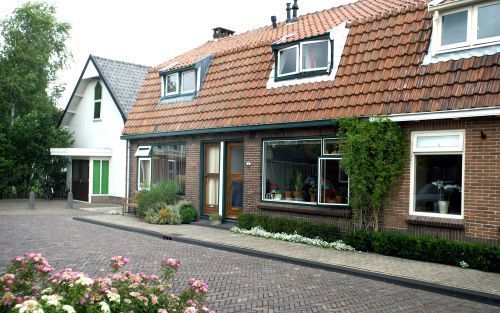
[
  {"left": 209, "top": 213, "right": 222, "bottom": 225},
  {"left": 432, "top": 180, "right": 461, "bottom": 214},
  {"left": 294, "top": 172, "right": 304, "bottom": 201},
  {"left": 335, "top": 186, "right": 346, "bottom": 203},
  {"left": 309, "top": 187, "right": 317, "bottom": 202}
]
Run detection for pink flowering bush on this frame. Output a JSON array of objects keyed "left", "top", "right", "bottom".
[{"left": 0, "top": 252, "right": 214, "bottom": 313}]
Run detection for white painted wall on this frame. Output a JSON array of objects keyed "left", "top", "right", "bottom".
[{"left": 62, "top": 65, "right": 126, "bottom": 199}]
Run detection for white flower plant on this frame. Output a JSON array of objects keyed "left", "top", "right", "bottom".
[{"left": 231, "top": 226, "right": 355, "bottom": 251}]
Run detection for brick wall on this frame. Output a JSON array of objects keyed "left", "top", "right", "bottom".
[
  {"left": 382, "top": 117, "right": 500, "bottom": 245},
  {"left": 128, "top": 117, "right": 499, "bottom": 244}
]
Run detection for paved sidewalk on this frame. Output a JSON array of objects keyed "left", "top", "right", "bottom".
[
  {"left": 0, "top": 199, "right": 120, "bottom": 215},
  {"left": 75, "top": 214, "right": 500, "bottom": 302}
]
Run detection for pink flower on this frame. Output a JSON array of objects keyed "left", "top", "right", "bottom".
[
  {"left": 162, "top": 258, "right": 181, "bottom": 270},
  {"left": 150, "top": 294, "right": 158, "bottom": 305}
]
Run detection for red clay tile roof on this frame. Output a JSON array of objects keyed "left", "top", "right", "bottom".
[{"left": 123, "top": 0, "right": 499, "bottom": 136}]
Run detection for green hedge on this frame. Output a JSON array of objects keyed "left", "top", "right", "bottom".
[
  {"left": 343, "top": 230, "right": 500, "bottom": 272},
  {"left": 237, "top": 213, "right": 341, "bottom": 243}
]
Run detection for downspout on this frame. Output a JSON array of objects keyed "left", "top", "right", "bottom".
[{"left": 125, "top": 140, "right": 130, "bottom": 199}]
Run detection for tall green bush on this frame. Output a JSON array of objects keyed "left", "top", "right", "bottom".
[
  {"left": 338, "top": 117, "right": 406, "bottom": 231},
  {"left": 137, "top": 180, "right": 178, "bottom": 217}
]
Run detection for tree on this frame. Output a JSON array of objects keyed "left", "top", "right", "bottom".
[
  {"left": 338, "top": 117, "right": 407, "bottom": 231},
  {"left": 0, "top": 2, "right": 73, "bottom": 198}
]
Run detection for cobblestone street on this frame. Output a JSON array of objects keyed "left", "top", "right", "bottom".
[{"left": 0, "top": 210, "right": 497, "bottom": 312}]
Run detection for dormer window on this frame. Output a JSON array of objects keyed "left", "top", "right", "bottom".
[
  {"left": 161, "top": 68, "right": 198, "bottom": 98},
  {"left": 273, "top": 35, "right": 332, "bottom": 81},
  {"left": 165, "top": 73, "right": 178, "bottom": 95},
  {"left": 181, "top": 70, "right": 196, "bottom": 93},
  {"left": 431, "top": 0, "right": 500, "bottom": 54}
]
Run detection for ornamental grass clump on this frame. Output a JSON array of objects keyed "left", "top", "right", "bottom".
[{"left": 0, "top": 252, "right": 214, "bottom": 313}]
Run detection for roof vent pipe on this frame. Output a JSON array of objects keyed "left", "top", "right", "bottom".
[
  {"left": 291, "top": 0, "right": 299, "bottom": 22},
  {"left": 271, "top": 15, "right": 277, "bottom": 28},
  {"left": 285, "top": 3, "right": 291, "bottom": 23},
  {"left": 292, "top": 0, "right": 299, "bottom": 22}
]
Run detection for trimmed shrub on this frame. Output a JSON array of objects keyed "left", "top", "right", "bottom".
[
  {"left": 343, "top": 230, "right": 500, "bottom": 272},
  {"left": 237, "top": 213, "right": 342, "bottom": 243},
  {"left": 343, "top": 229, "right": 374, "bottom": 252},
  {"left": 236, "top": 213, "right": 254, "bottom": 229},
  {"left": 137, "top": 180, "right": 178, "bottom": 217},
  {"left": 179, "top": 202, "right": 198, "bottom": 224}
]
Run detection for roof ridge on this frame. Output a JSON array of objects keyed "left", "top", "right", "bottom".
[
  {"left": 349, "top": 0, "right": 428, "bottom": 27},
  {"left": 91, "top": 54, "right": 150, "bottom": 68}
]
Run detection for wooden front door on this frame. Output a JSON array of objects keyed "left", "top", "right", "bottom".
[
  {"left": 72, "top": 160, "right": 89, "bottom": 202},
  {"left": 203, "top": 143, "right": 220, "bottom": 216},
  {"left": 225, "top": 142, "right": 244, "bottom": 219}
]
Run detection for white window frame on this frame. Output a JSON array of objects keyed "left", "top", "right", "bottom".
[
  {"left": 409, "top": 130, "right": 465, "bottom": 219},
  {"left": 165, "top": 73, "right": 179, "bottom": 96},
  {"left": 299, "top": 39, "right": 331, "bottom": 72},
  {"left": 138, "top": 157, "right": 152, "bottom": 191},
  {"left": 317, "top": 157, "right": 349, "bottom": 206},
  {"left": 181, "top": 70, "right": 196, "bottom": 94},
  {"left": 261, "top": 138, "right": 350, "bottom": 206},
  {"left": 277, "top": 45, "right": 299, "bottom": 77},
  {"left": 135, "top": 146, "right": 151, "bottom": 157},
  {"left": 433, "top": 0, "right": 500, "bottom": 54},
  {"left": 475, "top": 1, "right": 500, "bottom": 45}
]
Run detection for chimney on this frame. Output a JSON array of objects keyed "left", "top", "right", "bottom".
[
  {"left": 285, "top": 3, "right": 291, "bottom": 23},
  {"left": 271, "top": 16, "right": 277, "bottom": 29},
  {"left": 212, "top": 27, "right": 235, "bottom": 39},
  {"left": 291, "top": 0, "right": 299, "bottom": 22}
]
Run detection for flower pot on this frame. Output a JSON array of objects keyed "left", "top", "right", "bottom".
[
  {"left": 284, "top": 191, "right": 292, "bottom": 199},
  {"left": 310, "top": 194, "right": 317, "bottom": 202},
  {"left": 294, "top": 191, "right": 302, "bottom": 201},
  {"left": 438, "top": 200, "right": 449, "bottom": 214},
  {"left": 274, "top": 193, "right": 282, "bottom": 200},
  {"left": 335, "top": 195, "right": 344, "bottom": 203},
  {"left": 210, "top": 219, "right": 222, "bottom": 225}
]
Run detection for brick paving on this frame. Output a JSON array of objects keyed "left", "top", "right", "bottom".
[
  {"left": 0, "top": 207, "right": 498, "bottom": 312},
  {"left": 77, "top": 214, "right": 500, "bottom": 298}
]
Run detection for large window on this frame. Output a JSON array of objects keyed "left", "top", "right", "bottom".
[
  {"left": 275, "top": 38, "right": 331, "bottom": 79},
  {"left": 151, "top": 144, "right": 186, "bottom": 194},
  {"left": 262, "top": 138, "right": 348, "bottom": 206},
  {"left": 411, "top": 131, "right": 464, "bottom": 218},
  {"left": 435, "top": 1, "right": 500, "bottom": 52},
  {"left": 136, "top": 143, "right": 186, "bottom": 194}
]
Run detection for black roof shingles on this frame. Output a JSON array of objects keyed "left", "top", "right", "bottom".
[{"left": 91, "top": 55, "right": 149, "bottom": 118}]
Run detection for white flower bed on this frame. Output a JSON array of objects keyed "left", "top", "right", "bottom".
[{"left": 230, "top": 226, "right": 355, "bottom": 251}]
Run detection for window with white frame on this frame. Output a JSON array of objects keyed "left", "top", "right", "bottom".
[
  {"left": 138, "top": 158, "right": 151, "bottom": 191},
  {"left": 275, "top": 37, "right": 331, "bottom": 79},
  {"left": 262, "top": 138, "right": 348, "bottom": 205},
  {"left": 433, "top": 1, "right": 500, "bottom": 53},
  {"left": 411, "top": 131, "right": 464, "bottom": 217},
  {"left": 135, "top": 144, "right": 186, "bottom": 194},
  {"left": 162, "top": 69, "right": 197, "bottom": 97}
]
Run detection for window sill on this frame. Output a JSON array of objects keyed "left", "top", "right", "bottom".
[
  {"left": 258, "top": 202, "right": 351, "bottom": 218},
  {"left": 406, "top": 215, "right": 465, "bottom": 230},
  {"left": 93, "top": 118, "right": 102, "bottom": 122}
]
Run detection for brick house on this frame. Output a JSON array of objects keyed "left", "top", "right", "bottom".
[{"left": 122, "top": 0, "right": 500, "bottom": 245}]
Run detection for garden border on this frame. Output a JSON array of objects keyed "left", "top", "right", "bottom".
[{"left": 73, "top": 216, "right": 500, "bottom": 306}]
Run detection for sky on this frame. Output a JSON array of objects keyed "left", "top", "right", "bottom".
[{"left": 0, "top": 0, "right": 357, "bottom": 108}]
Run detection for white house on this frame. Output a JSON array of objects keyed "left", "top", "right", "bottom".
[{"left": 51, "top": 55, "right": 149, "bottom": 203}]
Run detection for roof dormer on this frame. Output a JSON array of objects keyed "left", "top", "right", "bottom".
[
  {"left": 158, "top": 55, "right": 212, "bottom": 105},
  {"left": 427, "top": 0, "right": 500, "bottom": 57}
]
